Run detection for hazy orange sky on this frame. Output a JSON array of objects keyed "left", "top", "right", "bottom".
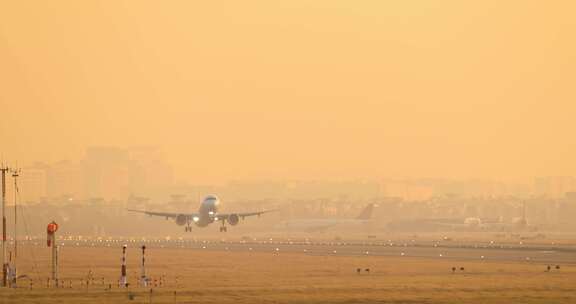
[{"left": 1, "top": 1, "right": 575, "bottom": 183}]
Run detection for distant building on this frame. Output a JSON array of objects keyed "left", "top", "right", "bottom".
[
  {"left": 19, "top": 165, "right": 47, "bottom": 203},
  {"left": 558, "top": 192, "right": 576, "bottom": 229},
  {"left": 127, "top": 146, "right": 174, "bottom": 198},
  {"left": 83, "top": 146, "right": 131, "bottom": 200},
  {"left": 82, "top": 146, "right": 174, "bottom": 201},
  {"left": 47, "top": 160, "right": 82, "bottom": 199},
  {"left": 534, "top": 177, "right": 576, "bottom": 198},
  {"left": 381, "top": 180, "right": 434, "bottom": 201}
]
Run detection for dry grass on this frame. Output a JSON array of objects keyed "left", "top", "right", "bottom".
[{"left": 0, "top": 245, "right": 574, "bottom": 303}]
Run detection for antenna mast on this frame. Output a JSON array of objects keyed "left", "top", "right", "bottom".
[
  {"left": 11, "top": 168, "right": 20, "bottom": 286},
  {"left": 0, "top": 164, "right": 9, "bottom": 287}
]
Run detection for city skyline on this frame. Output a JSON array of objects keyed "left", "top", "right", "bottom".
[{"left": 3, "top": 145, "right": 576, "bottom": 203}]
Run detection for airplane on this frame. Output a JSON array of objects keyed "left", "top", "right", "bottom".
[
  {"left": 426, "top": 216, "right": 531, "bottom": 232},
  {"left": 388, "top": 203, "right": 533, "bottom": 232},
  {"left": 421, "top": 217, "right": 497, "bottom": 230},
  {"left": 128, "top": 195, "right": 274, "bottom": 232},
  {"left": 437, "top": 202, "right": 532, "bottom": 232},
  {"left": 275, "top": 204, "right": 375, "bottom": 232},
  {"left": 387, "top": 217, "right": 495, "bottom": 232}
]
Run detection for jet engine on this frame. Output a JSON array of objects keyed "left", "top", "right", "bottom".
[
  {"left": 227, "top": 214, "right": 240, "bottom": 226},
  {"left": 175, "top": 214, "right": 187, "bottom": 226}
]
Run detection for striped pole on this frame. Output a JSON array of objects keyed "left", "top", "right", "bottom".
[
  {"left": 47, "top": 221, "right": 59, "bottom": 287},
  {"left": 140, "top": 245, "right": 147, "bottom": 287},
  {"left": 53, "top": 244, "right": 59, "bottom": 287},
  {"left": 120, "top": 245, "right": 127, "bottom": 287}
]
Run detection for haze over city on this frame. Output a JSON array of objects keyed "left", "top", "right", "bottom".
[{"left": 2, "top": 1, "right": 575, "bottom": 184}]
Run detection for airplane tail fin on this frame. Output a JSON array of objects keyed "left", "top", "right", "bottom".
[{"left": 356, "top": 203, "right": 375, "bottom": 220}]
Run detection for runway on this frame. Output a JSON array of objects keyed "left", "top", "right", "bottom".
[
  {"left": 19, "top": 236, "right": 576, "bottom": 265},
  {"left": 8, "top": 235, "right": 576, "bottom": 304}
]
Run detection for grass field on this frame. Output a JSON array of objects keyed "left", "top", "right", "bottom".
[{"left": 0, "top": 245, "right": 574, "bottom": 303}]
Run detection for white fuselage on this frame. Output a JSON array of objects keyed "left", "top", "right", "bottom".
[{"left": 193, "top": 195, "right": 220, "bottom": 227}]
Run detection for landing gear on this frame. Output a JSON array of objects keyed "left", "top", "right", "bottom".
[
  {"left": 185, "top": 225, "right": 192, "bottom": 232},
  {"left": 218, "top": 218, "right": 228, "bottom": 232}
]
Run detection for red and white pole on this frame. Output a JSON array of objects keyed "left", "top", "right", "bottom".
[
  {"left": 140, "top": 245, "right": 148, "bottom": 287},
  {"left": 47, "top": 221, "right": 59, "bottom": 287},
  {"left": 120, "top": 245, "right": 127, "bottom": 287}
]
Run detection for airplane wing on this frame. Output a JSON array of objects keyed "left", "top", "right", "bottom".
[
  {"left": 127, "top": 209, "right": 199, "bottom": 219},
  {"left": 216, "top": 209, "right": 277, "bottom": 220},
  {"left": 127, "top": 209, "right": 276, "bottom": 222}
]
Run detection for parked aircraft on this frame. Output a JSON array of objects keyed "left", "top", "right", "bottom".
[{"left": 275, "top": 204, "right": 375, "bottom": 232}]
